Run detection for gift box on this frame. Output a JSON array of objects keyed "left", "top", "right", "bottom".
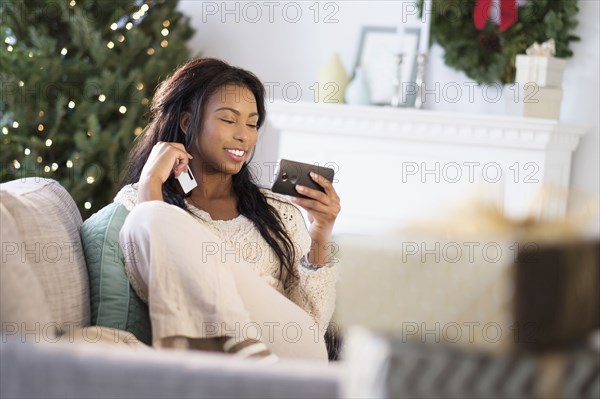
[
  {"left": 515, "top": 54, "right": 566, "bottom": 87},
  {"left": 506, "top": 84, "right": 563, "bottom": 119}
]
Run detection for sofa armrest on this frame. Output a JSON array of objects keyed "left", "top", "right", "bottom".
[{"left": 0, "top": 340, "right": 342, "bottom": 399}]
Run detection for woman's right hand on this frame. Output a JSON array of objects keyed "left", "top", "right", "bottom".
[{"left": 138, "top": 142, "right": 194, "bottom": 202}]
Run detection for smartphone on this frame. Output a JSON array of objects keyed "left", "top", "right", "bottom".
[{"left": 271, "top": 159, "right": 335, "bottom": 199}]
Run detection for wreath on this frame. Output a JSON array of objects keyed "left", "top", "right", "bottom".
[{"left": 420, "top": 0, "right": 580, "bottom": 84}]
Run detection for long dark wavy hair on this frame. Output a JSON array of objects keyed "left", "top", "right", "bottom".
[{"left": 121, "top": 58, "right": 298, "bottom": 288}]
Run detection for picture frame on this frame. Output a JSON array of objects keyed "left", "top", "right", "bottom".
[{"left": 353, "top": 26, "right": 421, "bottom": 106}]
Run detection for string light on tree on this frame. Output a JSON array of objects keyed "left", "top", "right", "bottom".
[
  {"left": 117, "top": 35, "right": 125, "bottom": 43},
  {"left": 61, "top": 48, "right": 68, "bottom": 55},
  {"left": 136, "top": 82, "right": 144, "bottom": 90},
  {"left": 110, "top": 23, "right": 118, "bottom": 30},
  {"left": 161, "top": 40, "right": 168, "bottom": 48},
  {"left": 44, "top": 165, "right": 50, "bottom": 172},
  {"left": 13, "top": 160, "right": 20, "bottom": 169},
  {"left": 87, "top": 176, "right": 95, "bottom": 184},
  {"left": 38, "top": 124, "right": 44, "bottom": 131},
  {"left": 51, "top": 163, "right": 59, "bottom": 171},
  {"left": 119, "top": 106, "right": 127, "bottom": 114},
  {"left": 107, "top": 41, "right": 115, "bottom": 49},
  {"left": 12, "top": 121, "right": 19, "bottom": 128},
  {"left": 24, "top": 148, "right": 31, "bottom": 155},
  {"left": 68, "top": 101, "right": 75, "bottom": 109},
  {"left": 7, "top": 45, "right": 13, "bottom": 52},
  {"left": 126, "top": 22, "right": 133, "bottom": 30},
  {"left": 134, "top": 127, "right": 143, "bottom": 136},
  {"left": 66, "top": 160, "right": 73, "bottom": 168},
  {"left": 147, "top": 48, "right": 155, "bottom": 55},
  {"left": 36, "top": 156, "right": 43, "bottom": 163},
  {"left": 2, "top": 127, "right": 8, "bottom": 135},
  {"left": 163, "top": 20, "right": 170, "bottom": 27},
  {"left": 45, "top": 139, "right": 52, "bottom": 147},
  {"left": 38, "top": 111, "right": 44, "bottom": 117},
  {"left": 69, "top": 0, "right": 76, "bottom": 7},
  {"left": 84, "top": 202, "right": 92, "bottom": 210},
  {"left": 161, "top": 28, "right": 169, "bottom": 36},
  {"left": 98, "top": 94, "right": 106, "bottom": 102},
  {"left": 18, "top": 81, "right": 24, "bottom": 87}
]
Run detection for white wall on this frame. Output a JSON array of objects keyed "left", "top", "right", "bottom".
[{"left": 178, "top": 0, "right": 600, "bottom": 234}]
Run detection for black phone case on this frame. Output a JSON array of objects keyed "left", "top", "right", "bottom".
[{"left": 271, "top": 159, "right": 335, "bottom": 199}]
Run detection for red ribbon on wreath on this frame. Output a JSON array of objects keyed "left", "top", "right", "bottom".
[{"left": 474, "top": 0, "right": 517, "bottom": 32}]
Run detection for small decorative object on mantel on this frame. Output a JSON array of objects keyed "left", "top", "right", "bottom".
[
  {"left": 509, "top": 39, "right": 566, "bottom": 119},
  {"left": 389, "top": 54, "right": 404, "bottom": 107},
  {"left": 413, "top": 53, "right": 428, "bottom": 109},
  {"left": 344, "top": 67, "right": 371, "bottom": 105},
  {"left": 351, "top": 26, "right": 422, "bottom": 107},
  {"left": 413, "top": 0, "right": 431, "bottom": 109},
  {"left": 420, "top": 0, "right": 580, "bottom": 84},
  {"left": 315, "top": 52, "right": 349, "bottom": 104},
  {"left": 515, "top": 39, "right": 566, "bottom": 87}
]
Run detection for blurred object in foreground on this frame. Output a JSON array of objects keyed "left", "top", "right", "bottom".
[
  {"left": 334, "top": 186, "right": 599, "bottom": 352},
  {"left": 514, "top": 240, "right": 600, "bottom": 351},
  {"left": 342, "top": 327, "right": 600, "bottom": 399}
]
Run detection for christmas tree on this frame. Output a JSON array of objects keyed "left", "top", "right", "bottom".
[{"left": 1, "top": 0, "right": 195, "bottom": 218}]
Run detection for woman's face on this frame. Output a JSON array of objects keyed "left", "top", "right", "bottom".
[{"left": 193, "top": 84, "right": 259, "bottom": 176}]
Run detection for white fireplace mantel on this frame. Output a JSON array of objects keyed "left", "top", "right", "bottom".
[{"left": 261, "top": 101, "right": 587, "bottom": 235}]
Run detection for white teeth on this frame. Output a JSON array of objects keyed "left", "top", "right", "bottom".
[{"left": 226, "top": 149, "right": 244, "bottom": 157}]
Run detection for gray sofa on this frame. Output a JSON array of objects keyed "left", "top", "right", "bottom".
[{"left": 0, "top": 177, "right": 343, "bottom": 398}]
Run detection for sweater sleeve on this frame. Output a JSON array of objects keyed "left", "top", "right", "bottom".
[
  {"left": 263, "top": 190, "right": 340, "bottom": 334},
  {"left": 288, "top": 253, "right": 340, "bottom": 334},
  {"left": 113, "top": 183, "right": 139, "bottom": 211}
]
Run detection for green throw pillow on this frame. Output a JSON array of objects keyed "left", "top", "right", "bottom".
[{"left": 80, "top": 202, "right": 152, "bottom": 345}]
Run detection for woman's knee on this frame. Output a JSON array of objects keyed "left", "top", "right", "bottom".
[
  {"left": 121, "top": 201, "right": 183, "bottom": 235},
  {"left": 121, "top": 201, "right": 218, "bottom": 243},
  {"left": 119, "top": 202, "right": 184, "bottom": 279}
]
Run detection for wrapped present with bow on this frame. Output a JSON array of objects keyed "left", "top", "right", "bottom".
[
  {"left": 515, "top": 39, "right": 566, "bottom": 87},
  {"left": 510, "top": 40, "right": 566, "bottom": 119}
]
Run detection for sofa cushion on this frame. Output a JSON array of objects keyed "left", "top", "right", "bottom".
[
  {"left": 0, "top": 178, "right": 90, "bottom": 332},
  {"left": 80, "top": 202, "right": 152, "bottom": 345},
  {"left": 0, "top": 201, "right": 58, "bottom": 341}
]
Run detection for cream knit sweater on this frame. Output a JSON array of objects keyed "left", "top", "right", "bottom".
[{"left": 114, "top": 183, "right": 339, "bottom": 331}]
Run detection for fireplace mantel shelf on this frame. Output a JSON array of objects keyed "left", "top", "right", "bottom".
[
  {"left": 267, "top": 101, "right": 586, "bottom": 151},
  {"left": 264, "top": 101, "right": 587, "bottom": 235}
]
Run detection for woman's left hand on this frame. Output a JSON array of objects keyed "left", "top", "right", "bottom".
[{"left": 290, "top": 172, "right": 341, "bottom": 242}]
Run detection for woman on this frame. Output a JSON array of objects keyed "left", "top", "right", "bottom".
[{"left": 115, "top": 58, "right": 341, "bottom": 363}]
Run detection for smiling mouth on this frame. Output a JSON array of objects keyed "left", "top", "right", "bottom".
[{"left": 225, "top": 148, "right": 245, "bottom": 157}]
